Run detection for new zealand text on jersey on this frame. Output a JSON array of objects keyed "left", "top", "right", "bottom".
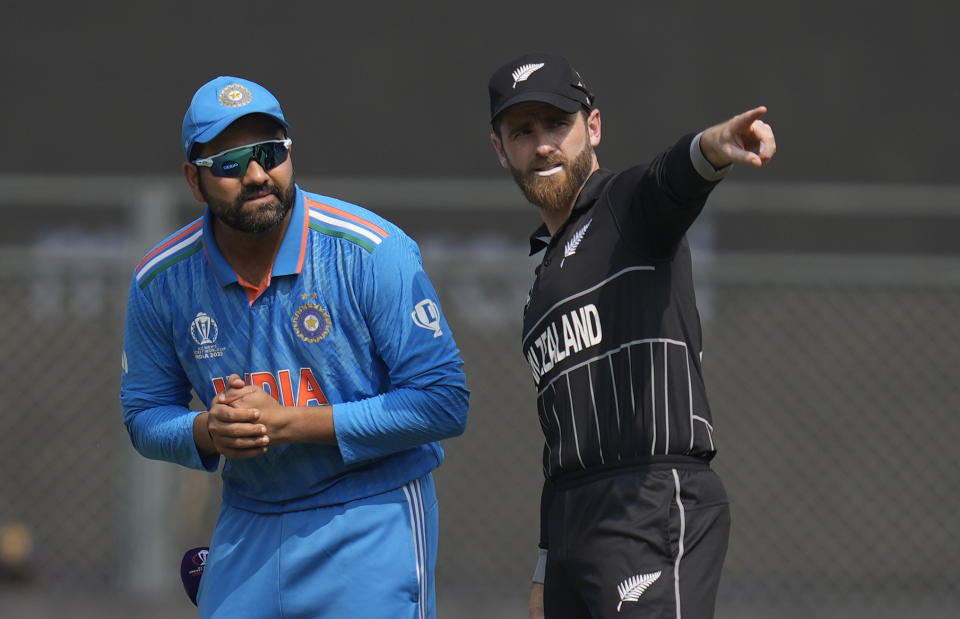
[
  {"left": 212, "top": 369, "right": 329, "bottom": 406},
  {"left": 526, "top": 303, "right": 602, "bottom": 386}
]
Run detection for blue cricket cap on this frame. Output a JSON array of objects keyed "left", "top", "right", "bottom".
[{"left": 181, "top": 76, "right": 289, "bottom": 159}]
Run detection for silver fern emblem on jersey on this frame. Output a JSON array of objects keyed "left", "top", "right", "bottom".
[
  {"left": 616, "top": 570, "right": 661, "bottom": 612},
  {"left": 511, "top": 63, "right": 544, "bottom": 88},
  {"left": 561, "top": 219, "right": 591, "bottom": 268}
]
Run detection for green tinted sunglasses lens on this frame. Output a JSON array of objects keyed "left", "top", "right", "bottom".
[
  {"left": 211, "top": 147, "right": 255, "bottom": 177},
  {"left": 208, "top": 141, "right": 290, "bottom": 178},
  {"left": 254, "top": 142, "right": 289, "bottom": 170}
]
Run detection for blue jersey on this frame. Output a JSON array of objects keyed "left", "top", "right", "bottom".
[{"left": 121, "top": 186, "right": 469, "bottom": 513}]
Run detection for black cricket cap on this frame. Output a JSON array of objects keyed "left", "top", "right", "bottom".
[{"left": 488, "top": 52, "right": 594, "bottom": 123}]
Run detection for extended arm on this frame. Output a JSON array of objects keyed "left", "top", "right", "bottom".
[{"left": 620, "top": 106, "right": 776, "bottom": 258}]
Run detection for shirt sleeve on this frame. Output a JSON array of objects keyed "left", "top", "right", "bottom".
[
  {"left": 610, "top": 133, "right": 724, "bottom": 259},
  {"left": 332, "top": 232, "right": 469, "bottom": 464},
  {"left": 689, "top": 131, "right": 733, "bottom": 182},
  {"left": 120, "top": 278, "right": 220, "bottom": 472}
]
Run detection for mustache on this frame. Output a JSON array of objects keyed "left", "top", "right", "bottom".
[
  {"left": 531, "top": 155, "right": 565, "bottom": 171},
  {"left": 239, "top": 182, "right": 281, "bottom": 201}
]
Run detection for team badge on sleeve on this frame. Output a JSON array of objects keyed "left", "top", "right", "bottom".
[
  {"left": 294, "top": 300, "right": 331, "bottom": 343},
  {"left": 411, "top": 299, "right": 443, "bottom": 338}
]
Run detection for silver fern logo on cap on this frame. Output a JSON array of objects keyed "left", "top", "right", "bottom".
[{"left": 511, "top": 63, "right": 544, "bottom": 88}]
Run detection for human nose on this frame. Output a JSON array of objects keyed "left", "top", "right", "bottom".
[
  {"left": 534, "top": 130, "right": 556, "bottom": 157},
  {"left": 242, "top": 159, "right": 270, "bottom": 184}
]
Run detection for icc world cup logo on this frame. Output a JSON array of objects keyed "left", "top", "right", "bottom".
[{"left": 190, "top": 312, "right": 219, "bottom": 346}]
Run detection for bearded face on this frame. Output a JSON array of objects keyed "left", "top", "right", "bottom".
[
  {"left": 495, "top": 105, "right": 598, "bottom": 215},
  {"left": 199, "top": 173, "right": 296, "bottom": 234},
  {"left": 508, "top": 137, "right": 595, "bottom": 214}
]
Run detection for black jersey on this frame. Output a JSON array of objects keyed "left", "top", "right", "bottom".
[{"left": 522, "top": 134, "right": 721, "bottom": 480}]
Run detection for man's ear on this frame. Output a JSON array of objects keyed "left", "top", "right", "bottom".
[
  {"left": 587, "top": 108, "right": 602, "bottom": 148},
  {"left": 490, "top": 133, "right": 509, "bottom": 169},
  {"left": 182, "top": 162, "right": 206, "bottom": 203}
]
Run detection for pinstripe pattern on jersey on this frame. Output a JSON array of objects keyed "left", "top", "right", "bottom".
[
  {"left": 401, "top": 478, "right": 428, "bottom": 619},
  {"left": 586, "top": 364, "right": 604, "bottom": 464},
  {"left": 135, "top": 219, "right": 204, "bottom": 288},
  {"left": 563, "top": 377, "right": 585, "bottom": 468},
  {"left": 305, "top": 197, "right": 389, "bottom": 252},
  {"left": 538, "top": 338, "right": 706, "bottom": 473}
]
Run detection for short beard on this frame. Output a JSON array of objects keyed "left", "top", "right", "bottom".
[
  {"left": 200, "top": 176, "right": 296, "bottom": 234},
  {"left": 509, "top": 142, "right": 594, "bottom": 214}
]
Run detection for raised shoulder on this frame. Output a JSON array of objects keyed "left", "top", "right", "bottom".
[
  {"left": 134, "top": 218, "right": 204, "bottom": 288},
  {"left": 303, "top": 192, "right": 402, "bottom": 254}
]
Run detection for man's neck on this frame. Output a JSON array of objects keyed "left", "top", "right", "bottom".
[
  {"left": 540, "top": 203, "right": 575, "bottom": 237},
  {"left": 213, "top": 215, "right": 291, "bottom": 288}
]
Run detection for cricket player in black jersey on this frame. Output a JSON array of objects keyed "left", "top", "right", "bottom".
[{"left": 487, "top": 53, "right": 776, "bottom": 619}]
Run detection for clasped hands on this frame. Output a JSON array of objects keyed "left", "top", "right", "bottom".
[{"left": 204, "top": 373, "right": 284, "bottom": 459}]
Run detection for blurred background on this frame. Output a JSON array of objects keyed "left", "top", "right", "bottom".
[{"left": 1, "top": 1, "right": 958, "bottom": 617}]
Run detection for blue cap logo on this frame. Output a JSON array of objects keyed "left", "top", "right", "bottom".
[{"left": 218, "top": 84, "right": 253, "bottom": 108}]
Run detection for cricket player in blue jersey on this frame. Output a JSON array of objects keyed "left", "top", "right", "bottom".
[{"left": 120, "top": 75, "right": 469, "bottom": 618}]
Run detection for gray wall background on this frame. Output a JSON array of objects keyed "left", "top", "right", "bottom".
[
  {"left": 3, "top": 1, "right": 958, "bottom": 183},
  {"left": 2, "top": 2, "right": 959, "bottom": 618}
]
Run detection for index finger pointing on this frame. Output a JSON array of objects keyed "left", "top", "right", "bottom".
[{"left": 735, "top": 106, "right": 768, "bottom": 127}]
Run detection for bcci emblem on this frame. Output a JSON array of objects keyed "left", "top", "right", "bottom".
[
  {"left": 411, "top": 299, "right": 443, "bottom": 338},
  {"left": 190, "top": 312, "right": 225, "bottom": 360},
  {"left": 294, "top": 304, "right": 331, "bottom": 343},
  {"left": 218, "top": 83, "right": 253, "bottom": 108}
]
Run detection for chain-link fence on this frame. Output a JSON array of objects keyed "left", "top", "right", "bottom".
[{"left": 0, "top": 178, "right": 957, "bottom": 618}]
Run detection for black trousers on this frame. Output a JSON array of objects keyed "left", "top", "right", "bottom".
[{"left": 544, "top": 459, "right": 730, "bottom": 619}]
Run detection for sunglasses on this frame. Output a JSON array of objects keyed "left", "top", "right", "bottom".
[{"left": 192, "top": 138, "right": 293, "bottom": 178}]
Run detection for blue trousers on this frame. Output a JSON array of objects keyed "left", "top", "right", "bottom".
[{"left": 198, "top": 474, "right": 438, "bottom": 619}]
